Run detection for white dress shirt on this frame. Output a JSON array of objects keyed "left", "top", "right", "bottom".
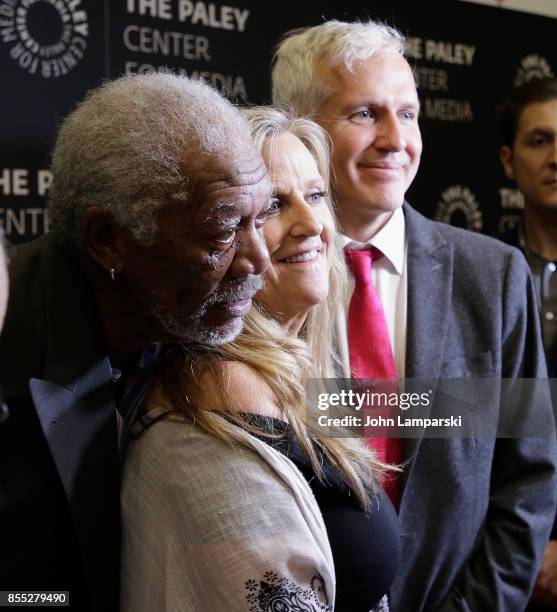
[{"left": 336, "top": 206, "right": 408, "bottom": 378}]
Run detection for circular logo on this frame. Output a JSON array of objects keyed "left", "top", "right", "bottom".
[
  {"left": 435, "top": 185, "right": 483, "bottom": 231},
  {"left": 0, "top": 0, "right": 89, "bottom": 78},
  {"left": 515, "top": 54, "right": 554, "bottom": 87}
]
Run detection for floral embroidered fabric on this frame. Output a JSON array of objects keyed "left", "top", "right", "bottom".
[{"left": 245, "top": 571, "right": 332, "bottom": 612}]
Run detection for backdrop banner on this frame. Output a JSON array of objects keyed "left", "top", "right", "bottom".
[
  {"left": 1, "top": 0, "right": 555, "bottom": 245},
  {"left": 458, "top": 0, "right": 557, "bottom": 19}
]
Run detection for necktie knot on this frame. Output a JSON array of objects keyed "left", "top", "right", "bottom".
[{"left": 344, "top": 247, "right": 382, "bottom": 285}]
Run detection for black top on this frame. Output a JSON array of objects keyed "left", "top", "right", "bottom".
[
  {"left": 245, "top": 414, "right": 401, "bottom": 612},
  {"left": 499, "top": 222, "right": 557, "bottom": 370}
]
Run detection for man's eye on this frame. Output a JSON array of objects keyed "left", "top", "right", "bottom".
[
  {"left": 213, "top": 229, "right": 236, "bottom": 245},
  {"left": 307, "top": 191, "right": 328, "bottom": 205},
  {"left": 532, "top": 137, "right": 549, "bottom": 146},
  {"left": 400, "top": 110, "right": 417, "bottom": 121},
  {"left": 349, "top": 109, "right": 373, "bottom": 122},
  {"left": 265, "top": 198, "right": 281, "bottom": 214}
]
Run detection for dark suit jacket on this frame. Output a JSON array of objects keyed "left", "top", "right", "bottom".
[
  {"left": 0, "top": 235, "right": 120, "bottom": 611},
  {"left": 387, "top": 205, "right": 557, "bottom": 612}
]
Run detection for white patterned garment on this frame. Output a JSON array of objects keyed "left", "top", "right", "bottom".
[
  {"left": 121, "top": 411, "right": 335, "bottom": 612},
  {"left": 371, "top": 594, "right": 390, "bottom": 611}
]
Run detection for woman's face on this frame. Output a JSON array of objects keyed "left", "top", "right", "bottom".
[{"left": 257, "top": 131, "right": 335, "bottom": 328}]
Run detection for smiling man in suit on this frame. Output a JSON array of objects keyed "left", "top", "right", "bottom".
[
  {"left": 273, "top": 19, "right": 557, "bottom": 611},
  {"left": 0, "top": 73, "right": 271, "bottom": 610}
]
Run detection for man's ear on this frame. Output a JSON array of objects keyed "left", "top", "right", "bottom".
[
  {"left": 80, "top": 207, "right": 125, "bottom": 275},
  {"left": 500, "top": 146, "right": 515, "bottom": 180}
]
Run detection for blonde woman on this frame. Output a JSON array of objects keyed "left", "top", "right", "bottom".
[{"left": 121, "top": 108, "right": 400, "bottom": 612}]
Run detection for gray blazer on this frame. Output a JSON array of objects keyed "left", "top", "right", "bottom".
[
  {"left": 0, "top": 235, "right": 119, "bottom": 611},
  {"left": 387, "top": 205, "right": 557, "bottom": 611}
]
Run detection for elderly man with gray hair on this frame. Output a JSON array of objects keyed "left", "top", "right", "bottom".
[
  {"left": 273, "top": 19, "right": 557, "bottom": 612},
  {"left": 0, "top": 73, "right": 270, "bottom": 610}
]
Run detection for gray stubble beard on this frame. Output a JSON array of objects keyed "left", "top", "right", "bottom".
[{"left": 149, "top": 274, "right": 265, "bottom": 346}]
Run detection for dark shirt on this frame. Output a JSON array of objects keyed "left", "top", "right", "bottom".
[
  {"left": 246, "top": 414, "right": 401, "bottom": 612},
  {"left": 501, "top": 223, "right": 557, "bottom": 372},
  {"left": 522, "top": 248, "right": 557, "bottom": 366},
  {"left": 500, "top": 223, "right": 557, "bottom": 546}
]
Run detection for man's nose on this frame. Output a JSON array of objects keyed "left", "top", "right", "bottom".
[
  {"left": 375, "top": 112, "right": 405, "bottom": 152},
  {"left": 229, "top": 226, "right": 269, "bottom": 278},
  {"left": 549, "top": 140, "right": 557, "bottom": 168}
]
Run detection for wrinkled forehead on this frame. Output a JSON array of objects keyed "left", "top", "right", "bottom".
[
  {"left": 184, "top": 145, "right": 271, "bottom": 218},
  {"left": 185, "top": 136, "right": 264, "bottom": 178},
  {"left": 264, "top": 132, "right": 322, "bottom": 186}
]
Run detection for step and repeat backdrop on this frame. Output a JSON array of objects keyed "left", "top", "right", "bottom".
[{"left": 0, "top": 0, "right": 555, "bottom": 245}]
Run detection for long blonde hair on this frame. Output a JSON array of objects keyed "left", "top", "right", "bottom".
[{"left": 158, "top": 107, "right": 391, "bottom": 509}]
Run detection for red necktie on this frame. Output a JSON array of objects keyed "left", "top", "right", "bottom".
[{"left": 344, "top": 246, "right": 401, "bottom": 506}]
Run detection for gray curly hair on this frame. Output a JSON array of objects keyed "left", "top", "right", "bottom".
[{"left": 48, "top": 73, "right": 251, "bottom": 248}]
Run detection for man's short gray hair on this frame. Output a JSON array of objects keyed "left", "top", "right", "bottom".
[
  {"left": 48, "top": 73, "right": 251, "bottom": 248},
  {"left": 272, "top": 19, "right": 406, "bottom": 117}
]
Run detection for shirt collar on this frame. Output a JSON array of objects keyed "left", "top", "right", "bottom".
[
  {"left": 339, "top": 207, "right": 406, "bottom": 275},
  {"left": 519, "top": 219, "right": 556, "bottom": 267},
  {"left": 110, "top": 342, "right": 162, "bottom": 384}
]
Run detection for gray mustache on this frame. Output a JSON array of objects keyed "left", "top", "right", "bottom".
[{"left": 206, "top": 274, "right": 265, "bottom": 307}]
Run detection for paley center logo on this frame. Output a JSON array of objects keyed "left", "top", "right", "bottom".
[
  {"left": 514, "top": 54, "right": 554, "bottom": 87},
  {"left": 435, "top": 184, "right": 483, "bottom": 231},
  {"left": 0, "top": 0, "right": 88, "bottom": 78}
]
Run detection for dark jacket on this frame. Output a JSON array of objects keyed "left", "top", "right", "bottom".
[
  {"left": 0, "top": 234, "right": 119, "bottom": 611},
  {"left": 388, "top": 205, "right": 557, "bottom": 612}
]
